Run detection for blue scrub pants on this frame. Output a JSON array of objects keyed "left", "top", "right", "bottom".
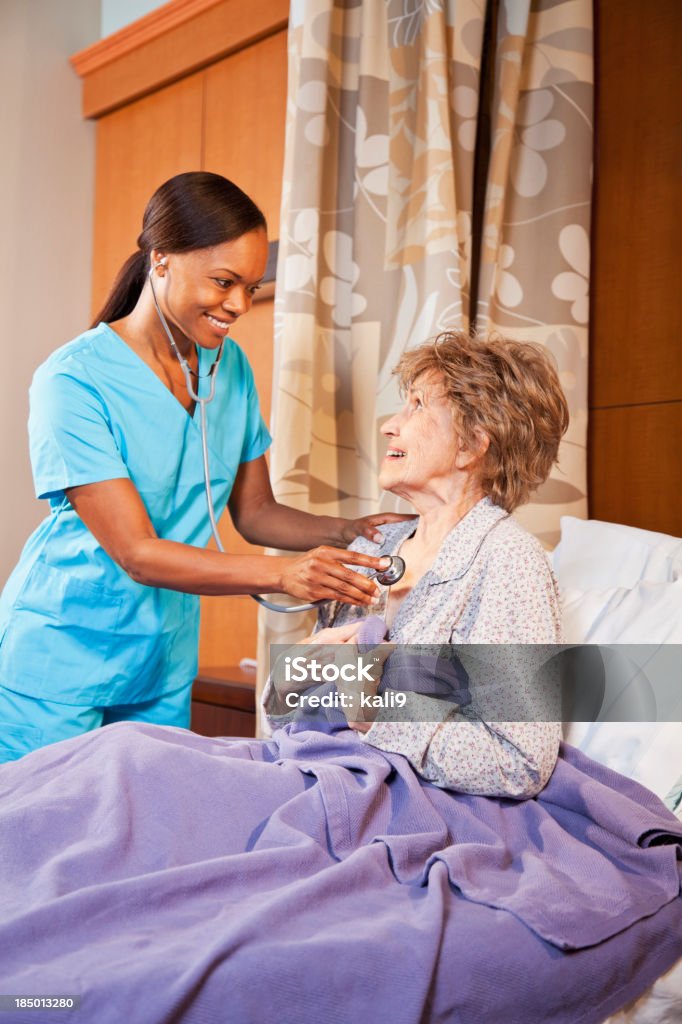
[{"left": 0, "top": 683, "right": 193, "bottom": 764}]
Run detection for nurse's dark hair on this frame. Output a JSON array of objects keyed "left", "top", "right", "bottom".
[{"left": 91, "top": 171, "right": 266, "bottom": 327}]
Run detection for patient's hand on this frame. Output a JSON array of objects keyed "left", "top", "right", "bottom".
[
  {"left": 348, "top": 720, "right": 372, "bottom": 733},
  {"left": 339, "top": 512, "right": 417, "bottom": 546}
]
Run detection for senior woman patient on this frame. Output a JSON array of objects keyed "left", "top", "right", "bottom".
[{"left": 264, "top": 331, "right": 569, "bottom": 799}]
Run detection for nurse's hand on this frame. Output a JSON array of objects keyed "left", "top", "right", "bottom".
[
  {"left": 279, "top": 548, "right": 392, "bottom": 606},
  {"left": 338, "top": 512, "right": 417, "bottom": 546}
]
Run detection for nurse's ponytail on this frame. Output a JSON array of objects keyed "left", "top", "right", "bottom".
[
  {"left": 91, "top": 172, "right": 266, "bottom": 328},
  {"left": 92, "top": 249, "right": 148, "bottom": 326}
]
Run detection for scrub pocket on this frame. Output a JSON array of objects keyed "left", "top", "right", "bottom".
[
  {"left": 0, "top": 559, "right": 123, "bottom": 700},
  {"left": 101, "top": 589, "right": 199, "bottom": 703}
]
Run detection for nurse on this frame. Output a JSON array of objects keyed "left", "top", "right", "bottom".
[{"left": 0, "top": 171, "right": 404, "bottom": 762}]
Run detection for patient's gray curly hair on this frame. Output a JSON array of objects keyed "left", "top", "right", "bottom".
[{"left": 393, "top": 331, "right": 569, "bottom": 513}]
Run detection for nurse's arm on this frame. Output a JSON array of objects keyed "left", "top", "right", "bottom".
[
  {"left": 65, "top": 478, "right": 387, "bottom": 605},
  {"left": 228, "top": 456, "right": 412, "bottom": 549}
]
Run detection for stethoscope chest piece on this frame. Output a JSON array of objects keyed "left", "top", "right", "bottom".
[{"left": 372, "top": 555, "right": 406, "bottom": 587}]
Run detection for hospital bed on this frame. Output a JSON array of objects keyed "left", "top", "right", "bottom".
[{"left": 0, "top": 516, "right": 680, "bottom": 1024}]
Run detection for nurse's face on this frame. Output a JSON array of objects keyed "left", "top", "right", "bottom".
[{"left": 153, "top": 228, "right": 269, "bottom": 348}]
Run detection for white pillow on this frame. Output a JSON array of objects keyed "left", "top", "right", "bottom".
[
  {"left": 561, "top": 579, "right": 682, "bottom": 644},
  {"left": 560, "top": 583, "right": 682, "bottom": 799},
  {"left": 563, "top": 722, "right": 682, "bottom": 806},
  {"left": 556, "top": 519, "right": 682, "bottom": 806},
  {"left": 552, "top": 517, "right": 682, "bottom": 591}
]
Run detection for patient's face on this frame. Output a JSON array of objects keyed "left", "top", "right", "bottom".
[{"left": 379, "top": 374, "right": 460, "bottom": 503}]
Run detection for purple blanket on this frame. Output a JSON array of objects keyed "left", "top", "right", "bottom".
[{"left": 0, "top": 722, "right": 681, "bottom": 1024}]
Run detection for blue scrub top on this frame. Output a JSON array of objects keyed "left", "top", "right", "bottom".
[{"left": 0, "top": 323, "right": 271, "bottom": 705}]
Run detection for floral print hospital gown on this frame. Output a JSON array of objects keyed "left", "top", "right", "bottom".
[{"left": 317, "top": 497, "right": 564, "bottom": 799}]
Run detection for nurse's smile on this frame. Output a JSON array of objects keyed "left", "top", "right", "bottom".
[{"left": 205, "top": 313, "right": 235, "bottom": 332}]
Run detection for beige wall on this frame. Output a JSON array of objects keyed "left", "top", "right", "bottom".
[{"left": 0, "top": 0, "right": 100, "bottom": 583}]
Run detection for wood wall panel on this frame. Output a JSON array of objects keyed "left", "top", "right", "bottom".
[
  {"left": 589, "top": 403, "right": 682, "bottom": 536},
  {"left": 198, "top": 594, "right": 259, "bottom": 666},
  {"left": 92, "top": 73, "right": 204, "bottom": 319},
  {"left": 202, "top": 30, "right": 288, "bottom": 236},
  {"left": 591, "top": 0, "right": 682, "bottom": 409},
  {"left": 589, "top": 0, "right": 682, "bottom": 534}
]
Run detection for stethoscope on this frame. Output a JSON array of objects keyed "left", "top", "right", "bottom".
[{"left": 148, "top": 260, "right": 406, "bottom": 612}]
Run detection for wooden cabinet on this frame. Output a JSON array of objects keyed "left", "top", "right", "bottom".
[{"left": 191, "top": 666, "right": 257, "bottom": 738}]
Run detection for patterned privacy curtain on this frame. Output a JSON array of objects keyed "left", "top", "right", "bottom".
[
  {"left": 257, "top": 0, "right": 486, "bottom": 687},
  {"left": 256, "top": 0, "right": 592, "bottom": 712},
  {"left": 476, "top": 0, "right": 592, "bottom": 545}
]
